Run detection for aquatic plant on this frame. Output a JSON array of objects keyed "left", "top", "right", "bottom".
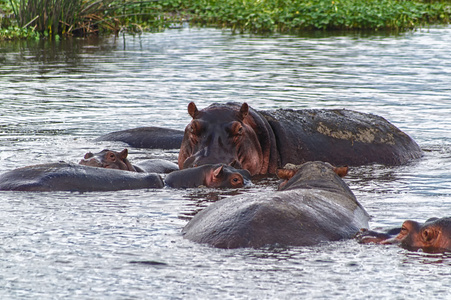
[
  {"left": 1, "top": 0, "right": 450, "bottom": 39},
  {"left": 1, "top": 0, "right": 184, "bottom": 39},
  {"left": 185, "top": 0, "right": 451, "bottom": 33}
]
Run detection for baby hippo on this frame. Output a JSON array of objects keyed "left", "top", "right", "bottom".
[
  {"left": 79, "top": 149, "right": 179, "bottom": 173},
  {"left": 165, "top": 164, "right": 251, "bottom": 189},
  {"left": 80, "top": 149, "right": 136, "bottom": 171},
  {"left": 357, "top": 217, "right": 451, "bottom": 253}
]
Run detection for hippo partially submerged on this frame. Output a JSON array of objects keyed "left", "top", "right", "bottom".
[
  {"left": 165, "top": 163, "right": 251, "bottom": 189},
  {"left": 95, "top": 126, "right": 183, "bottom": 149},
  {"left": 179, "top": 102, "right": 422, "bottom": 175},
  {"left": 0, "top": 162, "right": 164, "bottom": 192},
  {"left": 79, "top": 149, "right": 138, "bottom": 171},
  {"left": 182, "top": 161, "right": 370, "bottom": 248},
  {"left": 357, "top": 217, "right": 451, "bottom": 253},
  {"left": 79, "top": 148, "right": 179, "bottom": 174}
]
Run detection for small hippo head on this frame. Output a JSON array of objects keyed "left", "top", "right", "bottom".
[
  {"left": 178, "top": 102, "right": 270, "bottom": 176},
  {"left": 79, "top": 149, "right": 136, "bottom": 171},
  {"left": 207, "top": 164, "right": 252, "bottom": 189},
  {"left": 382, "top": 217, "right": 451, "bottom": 253}
]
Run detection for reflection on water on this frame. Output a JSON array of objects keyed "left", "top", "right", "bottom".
[{"left": 0, "top": 26, "right": 451, "bottom": 299}]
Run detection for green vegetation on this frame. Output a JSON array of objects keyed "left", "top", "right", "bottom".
[
  {"left": 1, "top": 0, "right": 450, "bottom": 40},
  {"left": 0, "top": 0, "right": 185, "bottom": 40},
  {"left": 187, "top": 0, "right": 451, "bottom": 33}
]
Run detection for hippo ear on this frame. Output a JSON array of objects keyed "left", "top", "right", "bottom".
[
  {"left": 421, "top": 228, "right": 438, "bottom": 245},
  {"left": 333, "top": 166, "right": 349, "bottom": 177},
  {"left": 213, "top": 165, "right": 224, "bottom": 178},
  {"left": 188, "top": 102, "right": 199, "bottom": 119},
  {"left": 84, "top": 152, "right": 94, "bottom": 159},
  {"left": 239, "top": 103, "right": 249, "bottom": 120},
  {"left": 276, "top": 168, "right": 296, "bottom": 180},
  {"left": 119, "top": 149, "right": 128, "bottom": 161}
]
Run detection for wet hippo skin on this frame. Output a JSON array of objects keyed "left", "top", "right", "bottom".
[
  {"left": 95, "top": 127, "right": 184, "bottom": 149},
  {"left": 182, "top": 161, "right": 370, "bottom": 248},
  {"left": 0, "top": 162, "right": 164, "bottom": 192}
]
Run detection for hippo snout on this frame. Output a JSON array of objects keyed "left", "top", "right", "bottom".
[{"left": 79, "top": 158, "right": 103, "bottom": 168}]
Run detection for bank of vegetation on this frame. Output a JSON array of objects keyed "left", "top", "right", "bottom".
[{"left": 1, "top": 0, "right": 450, "bottom": 40}]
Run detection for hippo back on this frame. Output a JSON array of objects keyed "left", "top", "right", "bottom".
[
  {"left": 95, "top": 127, "right": 184, "bottom": 149},
  {"left": 182, "top": 188, "right": 369, "bottom": 248},
  {"left": 280, "top": 161, "right": 355, "bottom": 199},
  {"left": 182, "top": 161, "right": 369, "bottom": 248},
  {"left": 0, "top": 162, "right": 164, "bottom": 192},
  {"left": 260, "top": 109, "right": 422, "bottom": 167}
]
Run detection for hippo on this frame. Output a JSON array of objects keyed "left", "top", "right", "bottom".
[
  {"left": 182, "top": 161, "right": 370, "bottom": 248},
  {"left": 357, "top": 217, "right": 451, "bottom": 253},
  {"left": 178, "top": 102, "right": 422, "bottom": 175},
  {"left": 95, "top": 126, "right": 184, "bottom": 149},
  {"left": 135, "top": 159, "right": 179, "bottom": 174},
  {"left": 79, "top": 149, "right": 179, "bottom": 173},
  {"left": 79, "top": 149, "right": 137, "bottom": 171},
  {"left": 0, "top": 162, "right": 164, "bottom": 192},
  {"left": 164, "top": 164, "right": 251, "bottom": 188}
]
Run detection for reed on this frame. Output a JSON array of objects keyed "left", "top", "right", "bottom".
[{"left": 4, "top": 0, "right": 179, "bottom": 38}]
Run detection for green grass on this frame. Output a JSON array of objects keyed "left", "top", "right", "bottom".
[{"left": 1, "top": 0, "right": 450, "bottom": 40}]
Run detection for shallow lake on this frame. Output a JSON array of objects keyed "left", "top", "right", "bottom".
[{"left": 0, "top": 26, "right": 450, "bottom": 299}]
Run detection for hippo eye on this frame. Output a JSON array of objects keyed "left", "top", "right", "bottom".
[
  {"left": 233, "top": 178, "right": 239, "bottom": 182},
  {"left": 189, "top": 121, "right": 201, "bottom": 136}
]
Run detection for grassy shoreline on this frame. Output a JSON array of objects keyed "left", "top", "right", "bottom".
[{"left": 1, "top": 0, "right": 450, "bottom": 40}]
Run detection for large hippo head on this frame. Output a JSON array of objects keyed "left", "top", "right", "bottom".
[
  {"left": 79, "top": 149, "right": 137, "bottom": 172},
  {"left": 178, "top": 102, "right": 278, "bottom": 176}
]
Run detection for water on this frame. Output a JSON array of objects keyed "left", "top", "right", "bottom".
[{"left": 1, "top": 26, "right": 451, "bottom": 299}]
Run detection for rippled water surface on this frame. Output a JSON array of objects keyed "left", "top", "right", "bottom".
[{"left": 1, "top": 26, "right": 451, "bottom": 299}]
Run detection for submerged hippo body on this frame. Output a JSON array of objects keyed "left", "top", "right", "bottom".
[
  {"left": 95, "top": 127, "right": 184, "bottom": 149},
  {"left": 79, "top": 149, "right": 179, "bottom": 174},
  {"left": 0, "top": 162, "right": 164, "bottom": 192},
  {"left": 135, "top": 159, "right": 179, "bottom": 174},
  {"left": 165, "top": 164, "right": 251, "bottom": 189},
  {"left": 357, "top": 217, "right": 451, "bottom": 253},
  {"left": 178, "top": 102, "right": 422, "bottom": 175},
  {"left": 182, "top": 161, "right": 369, "bottom": 248}
]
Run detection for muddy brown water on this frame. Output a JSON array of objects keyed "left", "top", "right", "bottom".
[{"left": 1, "top": 26, "right": 450, "bottom": 299}]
